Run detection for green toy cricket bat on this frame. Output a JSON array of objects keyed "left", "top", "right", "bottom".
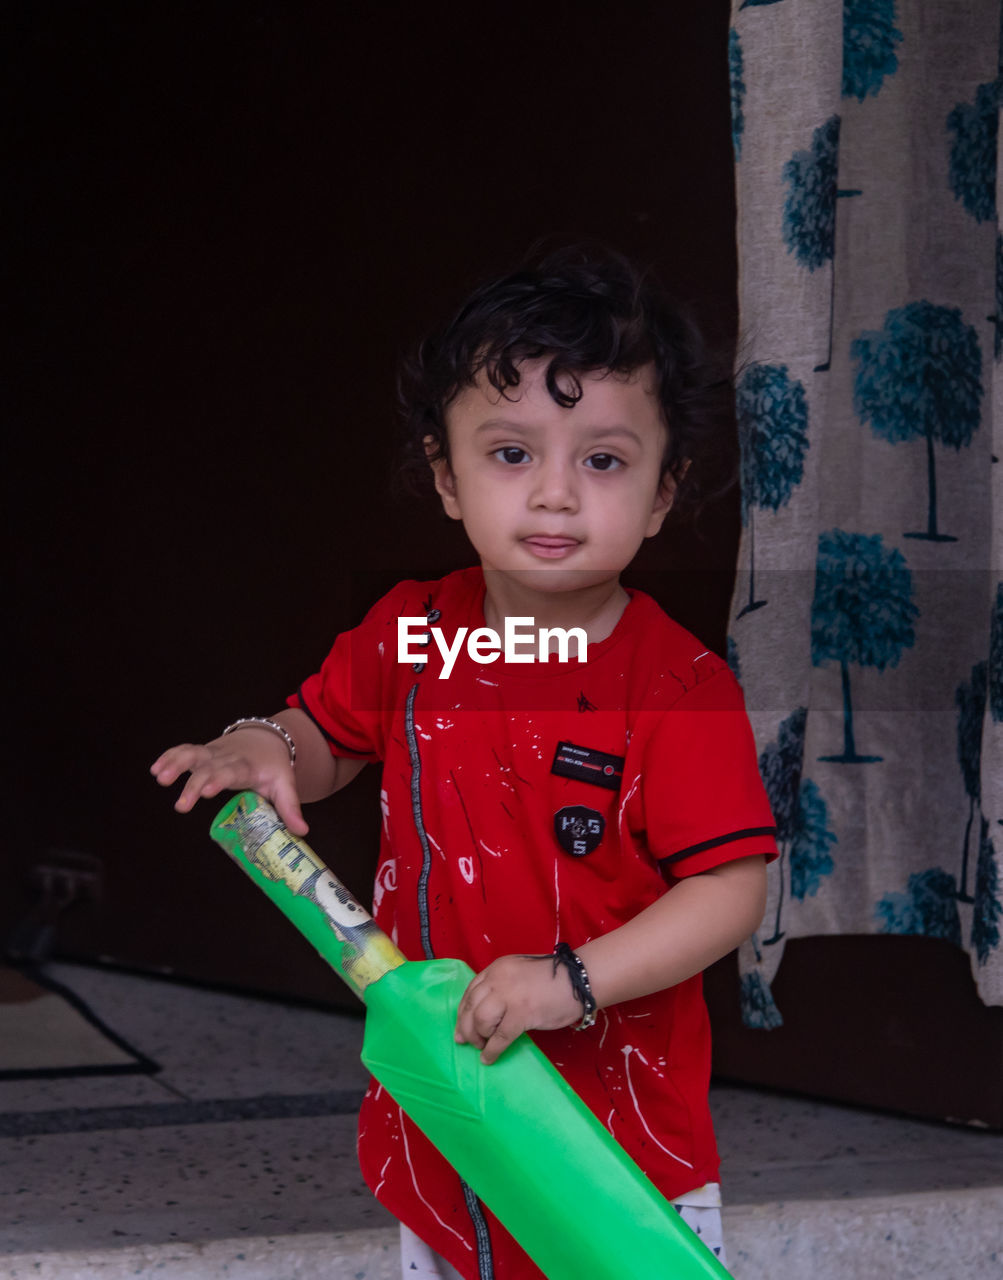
[{"left": 211, "top": 791, "right": 731, "bottom": 1279}]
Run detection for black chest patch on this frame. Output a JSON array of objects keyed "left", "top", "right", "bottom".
[
  {"left": 551, "top": 741, "right": 624, "bottom": 791},
  {"left": 554, "top": 805, "right": 606, "bottom": 857}
]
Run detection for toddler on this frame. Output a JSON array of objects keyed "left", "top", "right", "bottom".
[{"left": 152, "top": 245, "right": 777, "bottom": 1279}]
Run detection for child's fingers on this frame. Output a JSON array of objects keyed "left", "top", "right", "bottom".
[
  {"left": 271, "top": 778, "right": 309, "bottom": 837},
  {"left": 154, "top": 750, "right": 229, "bottom": 808},
  {"left": 479, "top": 1015, "right": 521, "bottom": 1066},
  {"left": 173, "top": 760, "right": 232, "bottom": 812},
  {"left": 158, "top": 748, "right": 249, "bottom": 813},
  {"left": 455, "top": 980, "right": 509, "bottom": 1057},
  {"left": 152, "top": 740, "right": 303, "bottom": 830},
  {"left": 460, "top": 984, "right": 522, "bottom": 1063},
  {"left": 455, "top": 956, "right": 580, "bottom": 1059},
  {"left": 149, "top": 744, "right": 206, "bottom": 785},
  {"left": 455, "top": 973, "right": 484, "bottom": 1020}
]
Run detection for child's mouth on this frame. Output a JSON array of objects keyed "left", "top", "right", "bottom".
[{"left": 521, "top": 536, "right": 581, "bottom": 560}]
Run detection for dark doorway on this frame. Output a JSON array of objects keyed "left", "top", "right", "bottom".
[{"left": 9, "top": 2, "right": 739, "bottom": 1004}]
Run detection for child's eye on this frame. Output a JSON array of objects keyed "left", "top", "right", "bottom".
[
  {"left": 585, "top": 453, "right": 622, "bottom": 471},
  {"left": 494, "top": 446, "right": 529, "bottom": 465}
]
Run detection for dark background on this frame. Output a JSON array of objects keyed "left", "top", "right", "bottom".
[
  {"left": 8, "top": 1, "right": 741, "bottom": 994},
  {"left": 8, "top": 2, "right": 1000, "bottom": 1126}
]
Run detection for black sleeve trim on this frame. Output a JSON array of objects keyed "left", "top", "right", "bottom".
[
  {"left": 658, "top": 826, "right": 777, "bottom": 867},
  {"left": 293, "top": 685, "right": 374, "bottom": 757}
]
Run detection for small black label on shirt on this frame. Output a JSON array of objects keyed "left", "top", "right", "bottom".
[
  {"left": 551, "top": 741, "right": 624, "bottom": 791},
  {"left": 554, "top": 806, "right": 605, "bottom": 857}
]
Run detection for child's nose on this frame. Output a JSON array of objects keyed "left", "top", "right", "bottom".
[{"left": 529, "top": 459, "right": 579, "bottom": 512}]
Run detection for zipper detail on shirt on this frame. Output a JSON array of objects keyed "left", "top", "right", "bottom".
[
  {"left": 404, "top": 679, "right": 495, "bottom": 1279},
  {"left": 462, "top": 1180, "right": 496, "bottom": 1280},
  {"left": 405, "top": 682, "right": 435, "bottom": 962}
]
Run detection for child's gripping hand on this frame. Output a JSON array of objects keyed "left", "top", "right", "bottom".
[
  {"left": 454, "top": 954, "right": 583, "bottom": 1065},
  {"left": 150, "top": 729, "right": 308, "bottom": 836}
]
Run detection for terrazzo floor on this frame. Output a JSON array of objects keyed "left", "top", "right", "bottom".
[{"left": 0, "top": 963, "right": 1000, "bottom": 1279}]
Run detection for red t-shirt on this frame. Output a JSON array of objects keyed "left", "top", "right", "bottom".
[{"left": 290, "top": 568, "right": 776, "bottom": 1280}]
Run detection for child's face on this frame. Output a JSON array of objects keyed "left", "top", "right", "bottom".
[{"left": 430, "top": 359, "right": 674, "bottom": 597}]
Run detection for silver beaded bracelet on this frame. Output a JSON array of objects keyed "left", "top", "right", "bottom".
[{"left": 221, "top": 717, "right": 296, "bottom": 766}]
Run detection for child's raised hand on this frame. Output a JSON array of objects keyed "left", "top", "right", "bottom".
[
  {"left": 150, "top": 728, "right": 308, "bottom": 836},
  {"left": 454, "top": 953, "right": 583, "bottom": 1065}
]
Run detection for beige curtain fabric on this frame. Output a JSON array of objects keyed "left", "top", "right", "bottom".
[{"left": 727, "top": 0, "right": 1002, "bottom": 1022}]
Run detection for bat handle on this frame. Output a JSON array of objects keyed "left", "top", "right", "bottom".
[{"left": 210, "top": 791, "right": 406, "bottom": 1000}]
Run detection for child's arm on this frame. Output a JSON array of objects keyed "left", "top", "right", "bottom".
[
  {"left": 150, "top": 708, "right": 366, "bottom": 836},
  {"left": 455, "top": 854, "right": 767, "bottom": 1064}
]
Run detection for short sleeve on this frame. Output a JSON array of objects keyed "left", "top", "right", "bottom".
[
  {"left": 640, "top": 668, "right": 778, "bottom": 878},
  {"left": 287, "top": 586, "right": 407, "bottom": 762}
]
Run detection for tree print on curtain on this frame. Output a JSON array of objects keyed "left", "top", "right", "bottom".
[
  {"left": 740, "top": 969, "right": 784, "bottom": 1031},
  {"left": 735, "top": 363, "right": 809, "bottom": 616},
  {"left": 947, "top": 79, "right": 1000, "bottom": 224},
  {"left": 757, "top": 708, "right": 837, "bottom": 947},
  {"left": 841, "top": 0, "right": 903, "bottom": 102},
  {"left": 955, "top": 662, "right": 987, "bottom": 903},
  {"left": 790, "top": 781, "right": 837, "bottom": 897},
  {"left": 972, "top": 588, "right": 1002, "bottom": 962},
  {"left": 726, "top": 634, "right": 742, "bottom": 683},
  {"left": 730, "top": 0, "right": 1001, "bottom": 1013},
  {"left": 851, "top": 302, "right": 983, "bottom": 542},
  {"left": 995, "top": 234, "right": 1003, "bottom": 362},
  {"left": 782, "top": 116, "right": 841, "bottom": 270},
  {"left": 876, "top": 868, "right": 962, "bottom": 944},
  {"left": 991, "top": 584, "right": 1003, "bottom": 723},
  {"left": 757, "top": 707, "right": 806, "bottom": 948},
  {"left": 729, "top": 27, "right": 745, "bottom": 161},
  {"left": 782, "top": 116, "right": 861, "bottom": 371},
  {"left": 810, "top": 529, "right": 918, "bottom": 763},
  {"left": 982, "top": 589, "right": 1003, "bottom": 964},
  {"left": 877, "top": 603, "right": 1001, "bottom": 954},
  {"left": 972, "top": 821, "right": 1002, "bottom": 964}
]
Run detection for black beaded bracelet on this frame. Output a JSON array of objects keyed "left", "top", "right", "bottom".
[{"left": 552, "top": 942, "right": 598, "bottom": 1030}]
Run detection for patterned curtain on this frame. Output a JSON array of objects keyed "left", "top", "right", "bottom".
[{"left": 727, "top": 0, "right": 1002, "bottom": 1025}]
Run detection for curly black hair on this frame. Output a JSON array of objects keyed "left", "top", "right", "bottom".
[{"left": 396, "top": 243, "right": 731, "bottom": 518}]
